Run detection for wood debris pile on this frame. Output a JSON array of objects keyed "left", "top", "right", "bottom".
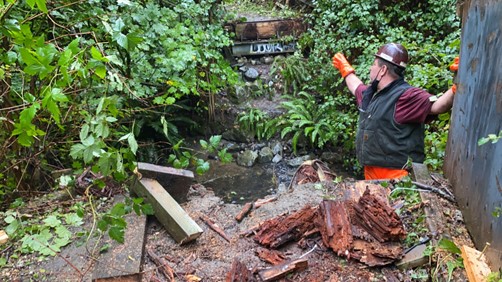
[{"left": 227, "top": 185, "right": 408, "bottom": 280}]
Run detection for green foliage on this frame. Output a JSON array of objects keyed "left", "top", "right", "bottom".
[
  {"left": 478, "top": 130, "right": 502, "bottom": 146},
  {"left": 433, "top": 238, "right": 464, "bottom": 282},
  {"left": 1, "top": 202, "right": 84, "bottom": 257},
  {"left": 270, "top": 54, "right": 311, "bottom": 95},
  {"left": 0, "top": 0, "right": 238, "bottom": 204},
  {"left": 96, "top": 198, "right": 153, "bottom": 243},
  {"left": 278, "top": 91, "right": 356, "bottom": 154},
  {"left": 487, "top": 271, "right": 502, "bottom": 282},
  {"left": 237, "top": 108, "right": 278, "bottom": 141},
  {"left": 168, "top": 135, "right": 232, "bottom": 175},
  {"left": 424, "top": 113, "right": 450, "bottom": 171}
]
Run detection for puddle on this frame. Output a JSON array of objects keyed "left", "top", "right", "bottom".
[{"left": 195, "top": 160, "right": 283, "bottom": 204}]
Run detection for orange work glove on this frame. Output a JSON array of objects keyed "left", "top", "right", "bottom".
[
  {"left": 332, "top": 53, "right": 355, "bottom": 78},
  {"left": 449, "top": 56, "right": 459, "bottom": 72},
  {"left": 449, "top": 56, "right": 459, "bottom": 94}
]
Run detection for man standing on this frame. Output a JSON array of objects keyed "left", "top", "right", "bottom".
[{"left": 332, "top": 43, "right": 457, "bottom": 180}]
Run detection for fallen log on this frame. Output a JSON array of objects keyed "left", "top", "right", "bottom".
[
  {"left": 254, "top": 205, "right": 318, "bottom": 248},
  {"left": 200, "top": 214, "right": 231, "bottom": 242},
  {"left": 147, "top": 247, "right": 175, "bottom": 281},
  {"left": 235, "top": 202, "right": 253, "bottom": 222},
  {"left": 255, "top": 248, "right": 285, "bottom": 265},
  {"left": 225, "top": 259, "right": 256, "bottom": 282},
  {"left": 258, "top": 258, "right": 308, "bottom": 281}
]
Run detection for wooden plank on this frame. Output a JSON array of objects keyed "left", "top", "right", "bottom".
[
  {"left": 411, "top": 162, "right": 450, "bottom": 242},
  {"left": 461, "top": 245, "right": 491, "bottom": 282},
  {"left": 0, "top": 230, "right": 8, "bottom": 245},
  {"left": 131, "top": 178, "right": 202, "bottom": 244},
  {"left": 136, "top": 162, "right": 194, "bottom": 203},
  {"left": 233, "top": 19, "right": 306, "bottom": 41},
  {"left": 92, "top": 208, "right": 147, "bottom": 282}
]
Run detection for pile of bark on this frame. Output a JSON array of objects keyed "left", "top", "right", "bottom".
[{"left": 227, "top": 181, "right": 407, "bottom": 281}]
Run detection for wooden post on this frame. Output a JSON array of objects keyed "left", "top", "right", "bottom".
[
  {"left": 136, "top": 162, "right": 194, "bottom": 203},
  {"left": 131, "top": 178, "right": 202, "bottom": 244}
]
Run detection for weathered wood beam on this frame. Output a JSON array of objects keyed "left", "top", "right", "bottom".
[
  {"left": 232, "top": 19, "right": 306, "bottom": 41},
  {"left": 136, "top": 162, "right": 194, "bottom": 203},
  {"left": 131, "top": 178, "right": 202, "bottom": 244}
]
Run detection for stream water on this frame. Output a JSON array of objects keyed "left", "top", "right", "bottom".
[{"left": 194, "top": 160, "right": 291, "bottom": 204}]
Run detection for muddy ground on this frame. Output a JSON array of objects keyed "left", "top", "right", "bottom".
[
  {"left": 139, "top": 179, "right": 474, "bottom": 282},
  {"left": 0, "top": 172, "right": 475, "bottom": 281}
]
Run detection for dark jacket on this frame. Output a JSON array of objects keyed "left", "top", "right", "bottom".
[{"left": 356, "top": 79, "right": 425, "bottom": 168}]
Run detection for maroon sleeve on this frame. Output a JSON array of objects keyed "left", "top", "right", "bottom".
[
  {"left": 355, "top": 84, "right": 367, "bottom": 107},
  {"left": 394, "top": 87, "right": 435, "bottom": 124}
]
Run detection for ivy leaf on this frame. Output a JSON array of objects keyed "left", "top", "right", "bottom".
[
  {"left": 35, "top": 0, "right": 48, "bottom": 13},
  {"left": 97, "top": 219, "right": 108, "bottom": 231},
  {"left": 90, "top": 46, "right": 109, "bottom": 62},
  {"left": 115, "top": 33, "right": 128, "bottom": 50},
  {"left": 438, "top": 238, "right": 461, "bottom": 254},
  {"left": 95, "top": 65, "right": 106, "bottom": 79},
  {"left": 196, "top": 160, "right": 210, "bottom": 175},
  {"left": 64, "top": 213, "right": 84, "bottom": 226},
  {"left": 141, "top": 203, "right": 154, "bottom": 215},
  {"left": 70, "top": 144, "right": 85, "bottom": 159},
  {"left": 80, "top": 124, "right": 89, "bottom": 141},
  {"left": 128, "top": 133, "right": 138, "bottom": 155},
  {"left": 108, "top": 226, "right": 125, "bottom": 243},
  {"left": 43, "top": 215, "right": 61, "bottom": 227}
]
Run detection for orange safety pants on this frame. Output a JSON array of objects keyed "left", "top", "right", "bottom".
[{"left": 364, "top": 165, "right": 409, "bottom": 180}]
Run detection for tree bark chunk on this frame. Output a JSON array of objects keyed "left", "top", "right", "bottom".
[
  {"left": 353, "top": 188, "right": 406, "bottom": 243},
  {"left": 225, "top": 259, "right": 255, "bottom": 282},
  {"left": 200, "top": 214, "right": 231, "bottom": 242},
  {"left": 254, "top": 205, "right": 318, "bottom": 248},
  {"left": 255, "top": 248, "right": 285, "bottom": 265},
  {"left": 258, "top": 258, "right": 308, "bottom": 281},
  {"left": 235, "top": 202, "right": 253, "bottom": 222},
  {"left": 317, "top": 200, "right": 353, "bottom": 256},
  {"left": 147, "top": 247, "right": 175, "bottom": 282}
]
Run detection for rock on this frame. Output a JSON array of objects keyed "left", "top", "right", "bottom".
[
  {"left": 258, "top": 147, "right": 274, "bottom": 163},
  {"left": 222, "top": 128, "right": 252, "bottom": 143},
  {"left": 237, "top": 149, "right": 258, "bottom": 167},
  {"left": 261, "top": 56, "right": 274, "bottom": 64},
  {"left": 320, "top": 151, "right": 343, "bottom": 164},
  {"left": 272, "top": 154, "right": 283, "bottom": 163},
  {"left": 243, "top": 67, "right": 260, "bottom": 82},
  {"left": 271, "top": 141, "right": 283, "bottom": 155},
  {"left": 287, "top": 155, "right": 312, "bottom": 167}
]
